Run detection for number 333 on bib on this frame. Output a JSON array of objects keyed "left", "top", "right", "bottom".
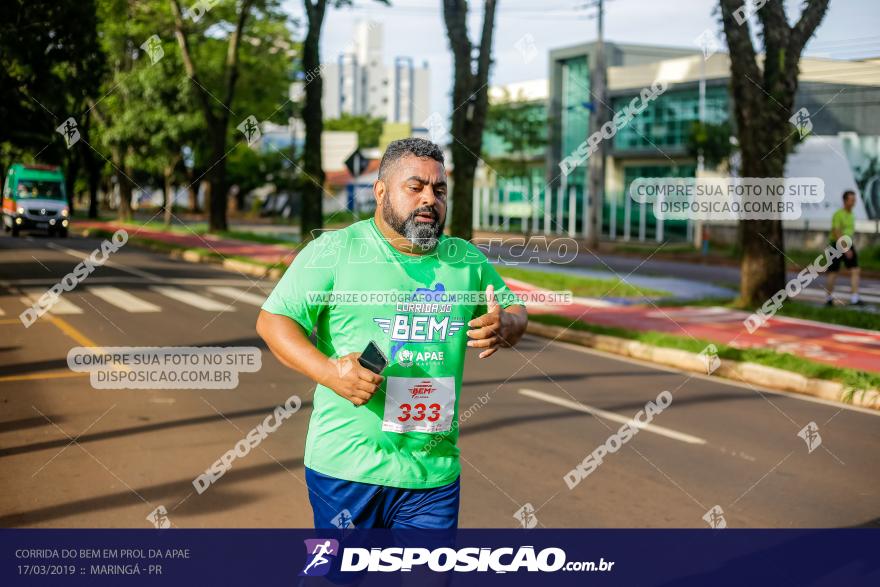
[{"left": 382, "top": 377, "right": 455, "bottom": 433}]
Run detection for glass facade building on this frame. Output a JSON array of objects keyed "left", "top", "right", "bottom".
[{"left": 611, "top": 86, "right": 729, "bottom": 152}]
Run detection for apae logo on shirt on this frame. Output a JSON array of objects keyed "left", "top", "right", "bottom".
[{"left": 396, "top": 348, "right": 445, "bottom": 367}]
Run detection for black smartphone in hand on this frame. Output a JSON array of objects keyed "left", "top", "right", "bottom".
[{"left": 358, "top": 340, "right": 388, "bottom": 374}]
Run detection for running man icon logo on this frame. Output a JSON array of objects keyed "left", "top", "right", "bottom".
[
  {"left": 514, "top": 33, "right": 538, "bottom": 64},
  {"left": 513, "top": 503, "right": 538, "bottom": 529},
  {"left": 702, "top": 505, "right": 727, "bottom": 529},
  {"left": 237, "top": 115, "right": 261, "bottom": 146},
  {"left": 146, "top": 505, "right": 171, "bottom": 529},
  {"left": 694, "top": 29, "right": 720, "bottom": 60},
  {"left": 698, "top": 344, "right": 720, "bottom": 374},
  {"left": 331, "top": 509, "right": 355, "bottom": 529},
  {"left": 55, "top": 118, "right": 80, "bottom": 149},
  {"left": 789, "top": 107, "right": 813, "bottom": 139},
  {"left": 798, "top": 421, "right": 822, "bottom": 453},
  {"left": 140, "top": 35, "right": 164, "bottom": 65},
  {"left": 300, "top": 539, "right": 340, "bottom": 577}
]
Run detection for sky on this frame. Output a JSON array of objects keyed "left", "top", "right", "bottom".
[{"left": 281, "top": 0, "right": 880, "bottom": 119}]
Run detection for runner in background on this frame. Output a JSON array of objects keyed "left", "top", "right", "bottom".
[{"left": 825, "top": 190, "right": 862, "bottom": 306}]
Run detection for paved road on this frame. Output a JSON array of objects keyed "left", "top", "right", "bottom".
[{"left": 0, "top": 233, "right": 878, "bottom": 528}]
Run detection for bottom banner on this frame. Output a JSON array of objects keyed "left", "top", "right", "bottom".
[{"left": 2, "top": 529, "right": 878, "bottom": 586}]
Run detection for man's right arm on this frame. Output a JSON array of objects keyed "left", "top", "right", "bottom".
[{"left": 256, "top": 310, "right": 383, "bottom": 406}]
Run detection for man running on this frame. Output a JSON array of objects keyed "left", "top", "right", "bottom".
[
  {"left": 825, "top": 190, "right": 862, "bottom": 306},
  {"left": 257, "top": 138, "right": 528, "bottom": 529},
  {"left": 302, "top": 540, "right": 335, "bottom": 575}
]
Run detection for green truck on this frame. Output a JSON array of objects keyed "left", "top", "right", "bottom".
[{"left": 1, "top": 163, "right": 70, "bottom": 237}]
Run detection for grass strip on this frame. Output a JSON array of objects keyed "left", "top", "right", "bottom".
[
  {"left": 529, "top": 312, "right": 880, "bottom": 394},
  {"left": 496, "top": 265, "right": 671, "bottom": 299}
]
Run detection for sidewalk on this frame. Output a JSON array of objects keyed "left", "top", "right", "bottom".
[
  {"left": 76, "top": 220, "right": 880, "bottom": 375},
  {"left": 77, "top": 220, "right": 297, "bottom": 265}
]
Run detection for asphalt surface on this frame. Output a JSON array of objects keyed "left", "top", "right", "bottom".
[{"left": 0, "top": 232, "right": 878, "bottom": 529}]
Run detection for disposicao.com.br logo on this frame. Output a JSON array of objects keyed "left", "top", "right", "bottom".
[{"left": 324, "top": 544, "right": 614, "bottom": 574}]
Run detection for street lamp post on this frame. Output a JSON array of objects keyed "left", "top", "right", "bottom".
[{"left": 584, "top": 0, "right": 606, "bottom": 249}]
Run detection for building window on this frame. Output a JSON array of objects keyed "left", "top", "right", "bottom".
[
  {"left": 611, "top": 86, "right": 729, "bottom": 151},
  {"left": 559, "top": 56, "right": 590, "bottom": 186}
]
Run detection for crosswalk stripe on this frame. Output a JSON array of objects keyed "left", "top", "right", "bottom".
[
  {"left": 20, "top": 290, "right": 83, "bottom": 315},
  {"left": 89, "top": 286, "right": 161, "bottom": 313},
  {"left": 207, "top": 286, "right": 268, "bottom": 307},
  {"left": 150, "top": 286, "right": 234, "bottom": 312}
]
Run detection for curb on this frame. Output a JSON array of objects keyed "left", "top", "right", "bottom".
[{"left": 525, "top": 321, "right": 880, "bottom": 411}]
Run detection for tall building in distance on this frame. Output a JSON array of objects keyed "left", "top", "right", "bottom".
[{"left": 321, "top": 21, "right": 430, "bottom": 124}]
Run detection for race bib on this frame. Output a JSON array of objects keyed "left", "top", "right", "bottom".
[{"left": 382, "top": 377, "right": 456, "bottom": 434}]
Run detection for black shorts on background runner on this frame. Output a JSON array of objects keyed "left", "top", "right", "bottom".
[{"left": 828, "top": 245, "right": 858, "bottom": 272}]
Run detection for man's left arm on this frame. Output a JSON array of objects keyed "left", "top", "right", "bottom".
[{"left": 466, "top": 284, "right": 528, "bottom": 359}]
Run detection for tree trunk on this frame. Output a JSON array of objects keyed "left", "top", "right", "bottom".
[
  {"left": 87, "top": 163, "right": 100, "bottom": 219},
  {"left": 82, "top": 137, "right": 100, "bottom": 219},
  {"left": 719, "top": 0, "right": 829, "bottom": 306},
  {"left": 449, "top": 143, "right": 478, "bottom": 238},
  {"left": 186, "top": 166, "right": 201, "bottom": 212},
  {"left": 443, "top": 0, "right": 497, "bottom": 242},
  {"left": 112, "top": 145, "right": 132, "bottom": 222},
  {"left": 208, "top": 127, "right": 229, "bottom": 231},
  {"left": 200, "top": 180, "right": 211, "bottom": 216},
  {"left": 737, "top": 109, "right": 791, "bottom": 305},
  {"left": 163, "top": 165, "right": 175, "bottom": 226},
  {"left": 300, "top": 0, "right": 327, "bottom": 243},
  {"left": 65, "top": 148, "right": 81, "bottom": 217}
]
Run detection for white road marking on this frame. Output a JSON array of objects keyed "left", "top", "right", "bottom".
[
  {"left": 0, "top": 277, "right": 273, "bottom": 288},
  {"left": 45, "top": 241, "right": 162, "bottom": 281},
  {"left": 89, "top": 286, "right": 160, "bottom": 313},
  {"left": 207, "top": 286, "right": 268, "bottom": 307},
  {"left": 150, "top": 286, "right": 233, "bottom": 312},
  {"left": 518, "top": 388, "right": 707, "bottom": 445},
  {"left": 20, "top": 290, "right": 83, "bottom": 315}
]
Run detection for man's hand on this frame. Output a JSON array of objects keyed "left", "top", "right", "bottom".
[
  {"left": 466, "top": 284, "right": 527, "bottom": 359},
  {"left": 257, "top": 311, "right": 384, "bottom": 406},
  {"left": 324, "top": 352, "right": 384, "bottom": 406}
]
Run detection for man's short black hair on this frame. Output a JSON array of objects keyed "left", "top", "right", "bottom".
[
  {"left": 378, "top": 138, "right": 444, "bottom": 180},
  {"left": 843, "top": 190, "right": 856, "bottom": 201}
]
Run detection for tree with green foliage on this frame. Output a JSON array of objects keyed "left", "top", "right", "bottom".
[
  {"left": 0, "top": 0, "right": 103, "bottom": 215},
  {"left": 226, "top": 146, "right": 293, "bottom": 211},
  {"left": 325, "top": 114, "right": 385, "bottom": 149},
  {"left": 686, "top": 121, "right": 735, "bottom": 170},
  {"left": 170, "top": 0, "right": 293, "bottom": 231},
  {"left": 484, "top": 90, "right": 546, "bottom": 180}
]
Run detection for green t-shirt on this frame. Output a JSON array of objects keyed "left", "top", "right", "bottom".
[
  {"left": 831, "top": 208, "right": 854, "bottom": 243},
  {"left": 261, "top": 218, "right": 523, "bottom": 488}
]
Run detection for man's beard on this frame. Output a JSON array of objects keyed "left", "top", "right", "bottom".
[{"left": 382, "top": 200, "right": 445, "bottom": 251}]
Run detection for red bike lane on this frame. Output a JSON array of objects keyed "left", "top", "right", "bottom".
[{"left": 507, "top": 281, "right": 880, "bottom": 374}]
